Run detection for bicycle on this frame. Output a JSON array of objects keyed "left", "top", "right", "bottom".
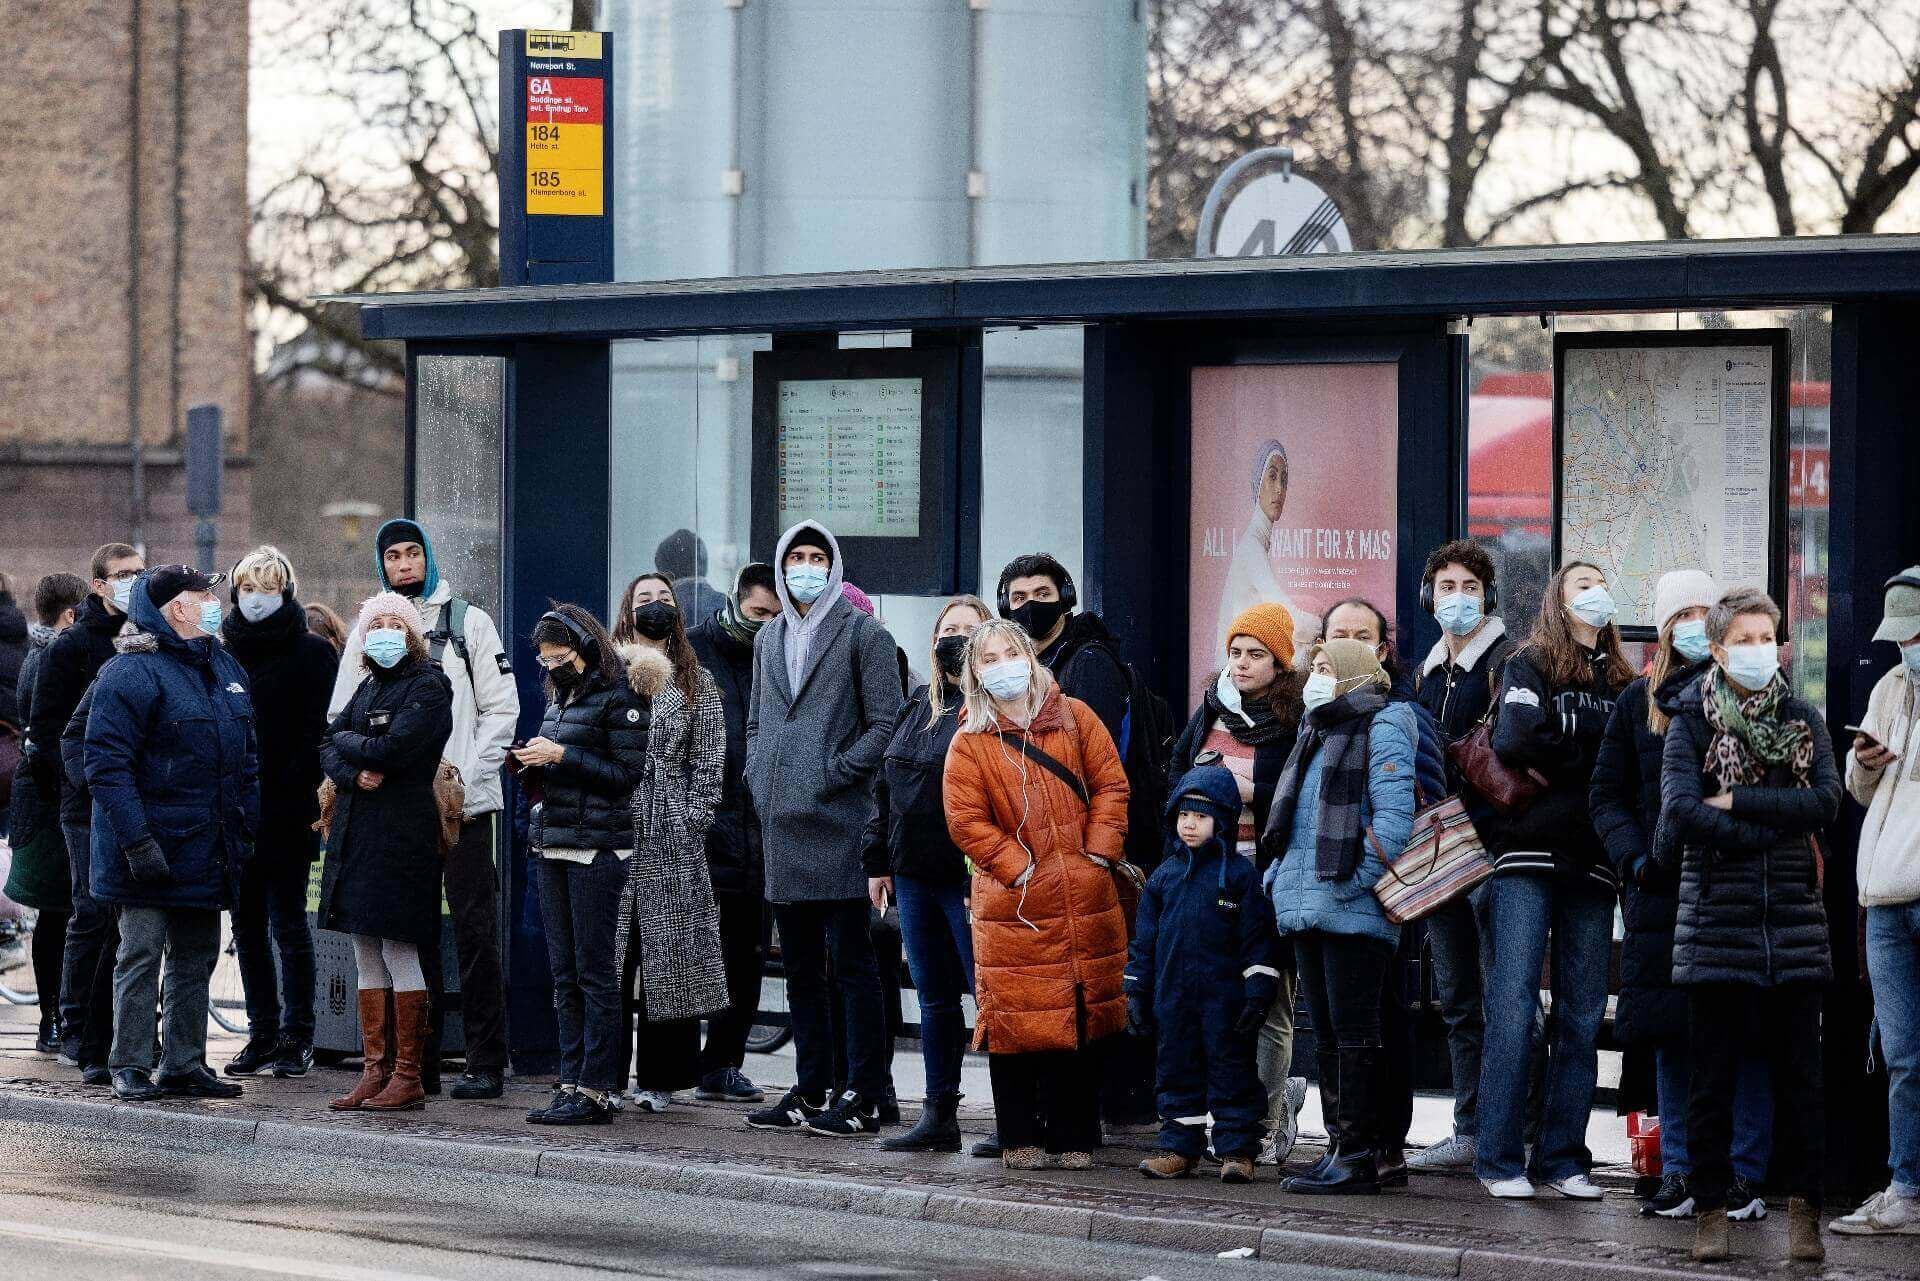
[{"left": 0, "top": 913, "right": 37, "bottom": 1006}]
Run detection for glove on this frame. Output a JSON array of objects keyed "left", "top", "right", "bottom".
[
  {"left": 1234, "top": 1000, "right": 1266, "bottom": 1036},
  {"left": 1127, "top": 997, "right": 1154, "bottom": 1039},
  {"left": 124, "top": 836, "right": 172, "bottom": 884}
]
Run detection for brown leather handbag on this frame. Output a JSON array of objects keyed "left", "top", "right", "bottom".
[{"left": 1447, "top": 685, "right": 1550, "bottom": 817}]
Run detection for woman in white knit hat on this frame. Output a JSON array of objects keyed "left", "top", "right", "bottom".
[
  {"left": 318, "top": 592, "right": 455, "bottom": 1112},
  {"left": 1591, "top": 570, "right": 1773, "bottom": 1223}
]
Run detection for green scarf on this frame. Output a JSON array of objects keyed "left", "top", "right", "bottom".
[
  {"left": 718, "top": 596, "right": 764, "bottom": 648},
  {"left": 1703, "top": 666, "right": 1814, "bottom": 787}
]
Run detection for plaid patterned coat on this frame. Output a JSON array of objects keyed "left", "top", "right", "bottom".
[{"left": 614, "top": 645, "right": 731, "bottom": 1021}]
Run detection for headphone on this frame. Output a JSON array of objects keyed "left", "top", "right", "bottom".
[
  {"left": 1419, "top": 565, "right": 1498, "bottom": 616},
  {"left": 538, "top": 609, "right": 602, "bottom": 670},
  {"left": 231, "top": 549, "right": 297, "bottom": 603},
  {"left": 996, "top": 561, "right": 1078, "bottom": 618}
]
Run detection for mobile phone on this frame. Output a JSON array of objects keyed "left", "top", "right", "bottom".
[{"left": 1845, "top": 725, "right": 1877, "bottom": 743}]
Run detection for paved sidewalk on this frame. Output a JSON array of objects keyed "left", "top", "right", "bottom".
[{"left": 2, "top": 1006, "right": 1914, "bottom": 1279}]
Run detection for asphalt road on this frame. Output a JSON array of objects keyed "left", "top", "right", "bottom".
[{"left": 0, "top": 1118, "right": 1383, "bottom": 1281}]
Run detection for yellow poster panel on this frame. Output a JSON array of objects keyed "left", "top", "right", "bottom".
[
  {"left": 527, "top": 167, "right": 604, "bottom": 216},
  {"left": 526, "top": 30, "right": 603, "bottom": 59},
  {"left": 528, "top": 121, "right": 601, "bottom": 171}
]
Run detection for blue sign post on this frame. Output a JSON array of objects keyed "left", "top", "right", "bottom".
[{"left": 497, "top": 29, "right": 615, "bottom": 286}]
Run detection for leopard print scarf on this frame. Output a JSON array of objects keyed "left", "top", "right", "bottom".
[{"left": 1701, "top": 666, "right": 1814, "bottom": 790}]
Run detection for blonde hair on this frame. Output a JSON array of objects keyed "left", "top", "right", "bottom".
[
  {"left": 232, "top": 545, "right": 294, "bottom": 596},
  {"left": 958, "top": 618, "right": 1050, "bottom": 733},
  {"left": 926, "top": 594, "right": 993, "bottom": 728}
]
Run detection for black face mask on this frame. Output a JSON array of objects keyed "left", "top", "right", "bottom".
[
  {"left": 631, "top": 602, "right": 677, "bottom": 641},
  {"left": 1008, "top": 598, "right": 1068, "bottom": 642},
  {"left": 549, "top": 662, "right": 583, "bottom": 690},
  {"left": 934, "top": 634, "right": 968, "bottom": 679}
]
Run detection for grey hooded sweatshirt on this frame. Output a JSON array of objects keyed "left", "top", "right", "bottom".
[{"left": 744, "top": 521, "right": 904, "bottom": 902}]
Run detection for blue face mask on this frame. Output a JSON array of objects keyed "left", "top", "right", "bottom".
[
  {"left": 110, "top": 578, "right": 135, "bottom": 613},
  {"left": 237, "top": 591, "right": 279, "bottom": 624},
  {"left": 1672, "top": 619, "right": 1711, "bottom": 663},
  {"left": 1901, "top": 641, "right": 1920, "bottom": 680},
  {"left": 785, "top": 564, "right": 829, "bottom": 605},
  {"left": 1721, "top": 642, "right": 1780, "bottom": 691},
  {"left": 365, "top": 627, "right": 409, "bottom": 669},
  {"left": 980, "top": 659, "right": 1032, "bottom": 701},
  {"left": 198, "top": 600, "right": 224, "bottom": 635},
  {"left": 1568, "top": 584, "right": 1617, "bottom": 629},
  {"left": 1434, "top": 591, "right": 1483, "bottom": 637}
]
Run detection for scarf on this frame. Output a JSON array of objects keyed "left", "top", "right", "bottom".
[
  {"left": 1203, "top": 673, "right": 1293, "bottom": 747},
  {"left": 1702, "top": 666, "right": 1814, "bottom": 789},
  {"left": 1263, "top": 686, "right": 1386, "bottom": 881},
  {"left": 717, "top": 595, "right": 762, "bottom": 649}
]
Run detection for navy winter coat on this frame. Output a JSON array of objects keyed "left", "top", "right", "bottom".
[
  {"left": 84, "top": 584, "right": 259, "bottom": 911},
  {"left": 1656, "top": 677, "right": 1839, "bottom": 988},
  {"left": 1588, "top": 662, "right": 1707, "bottom": 1046},
  {"left": 1127, "top": 766, "right": 1279, "bottom": 1156}
]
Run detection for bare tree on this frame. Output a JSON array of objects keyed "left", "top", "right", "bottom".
[{"left": 252, "top": 0, "right": 573, "bottom": 391}]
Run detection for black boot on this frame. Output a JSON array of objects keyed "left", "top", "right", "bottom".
[
  {"left": 1284, "top": 1046, "right": 1379, "bottom": 1196},
  {"left": 1298, "top": 1050, "right": 1342, "bottom": 1180},
  {"left": 882, "top": 1092, "right": 962, "bottom": 1152}
]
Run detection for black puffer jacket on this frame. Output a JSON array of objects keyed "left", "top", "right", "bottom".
[
  {"left": 1656, "top": 677, "right": 1839, "bottom": 988},
  {"left": 319, "top": 656, "right": 455, "bottom": 948},
  {"left": 685, "top": 613, "right": 760, "bottom": 896},
  {"left": 1589, "top": 660, "right": 1707, "bottom": 1046},
  {"left": 31, "top": 594, "right": 124, "bottom": 820},
  {"left": 222, "top": 594, "right": 339, "bottom": 859},
  {"left": 0, "top": 590, "right": 26, "bottom": 727},
  {"left": 863, "top": 684, "right": 966, "bottom": 884},
  {"left": 1474, "top": 645, "right": 1624, "bottom": 895},
  {"left": 529, "top": 662, "right": 649, "bottom": 852}
]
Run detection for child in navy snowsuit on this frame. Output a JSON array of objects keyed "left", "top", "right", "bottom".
[{"left": 1126, "top": 765, "right": 1281, "bottom": 1182}]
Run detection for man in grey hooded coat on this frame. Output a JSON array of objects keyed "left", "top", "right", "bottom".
[{"left": 743, "top": 521, "right": 902, "bottom": 1137}]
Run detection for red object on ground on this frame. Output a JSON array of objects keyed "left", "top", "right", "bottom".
[{"left": 1627, "top": 1111, "right": 1663, "bottom": 1177}]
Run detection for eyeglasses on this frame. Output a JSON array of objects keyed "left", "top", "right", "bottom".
[
  {"left": 536, "top": 653, "right": 577, "bottom": 671},
  {"left": 104, "top": 570, "right": 141, "bottom": 583}
]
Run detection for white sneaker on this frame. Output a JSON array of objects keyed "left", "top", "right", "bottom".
[
  {"left": 1830, "top": 1188, "right": 1920, "bottom": 1235},
  {"left": 1547, "top": 1174, "right": 1606, "bottom": 1200},
  {"left": 1482, "top": 1176, "right": 1536, "bottom": 1199},
  {"left": 1258, "top": 1077, "right": 1309, "bottom": 1166},
  {"left": 1409, "top": 1133, "right": 1478, "bottom": 1171},
  {"left": 628, "top": 1088, "right": 674, "bottom": 1113}
]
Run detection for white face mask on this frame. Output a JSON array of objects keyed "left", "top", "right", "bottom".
[
  {"left": 1302, "top": 672, "right": 1338, "bottom": 711},
  {"left": 1215, "top": 668, "right": 1249, "bottom": 723}
]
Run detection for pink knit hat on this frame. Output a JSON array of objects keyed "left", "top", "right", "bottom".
[{"left": 353, "top": 591, "right": 428, "bottom": 645}]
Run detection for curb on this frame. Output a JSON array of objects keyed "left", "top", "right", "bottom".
[{"left": 0, "top": 1088, "right": 1799, "bottom": 1280}]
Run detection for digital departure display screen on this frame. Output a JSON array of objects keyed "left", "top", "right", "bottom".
[{"left": 775, "top": 378, "right": 923, "bottom": 539}]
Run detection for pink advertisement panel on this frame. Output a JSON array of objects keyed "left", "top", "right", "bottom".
[{"left": 1188, "top": 363, "right": 1400, "bottom": 707}]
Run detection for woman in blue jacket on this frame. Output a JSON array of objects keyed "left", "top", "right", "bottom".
[{"left": 1261, "top": 638, "right": 1416, "bottom": 1195}]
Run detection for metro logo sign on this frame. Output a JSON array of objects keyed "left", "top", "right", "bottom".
[{"left": 525, "top": 76, "right": 604, "bottom": 215}]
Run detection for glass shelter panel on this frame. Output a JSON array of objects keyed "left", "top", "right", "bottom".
[{"left": 413, "top": 354, "right": 506, "bottom": 619}]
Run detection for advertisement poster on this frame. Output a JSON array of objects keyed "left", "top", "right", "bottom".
[{"left": 1188, "top": 363, "right": 1399, "bottom": 707}]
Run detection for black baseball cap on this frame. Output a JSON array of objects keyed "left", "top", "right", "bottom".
[{"left": 145, "top": 565, "right": 227, "bottom": 608}]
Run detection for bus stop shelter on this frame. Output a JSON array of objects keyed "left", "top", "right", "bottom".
[{"left": 335, "top": 233, "right": 1920, "bottom": 1198}]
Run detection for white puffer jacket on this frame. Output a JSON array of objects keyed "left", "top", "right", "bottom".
[{"left": 1847, "top": 667, "right": 1920, "bottom": 907}]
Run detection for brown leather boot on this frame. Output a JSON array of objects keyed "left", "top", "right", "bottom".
[
  {"left": 364, "top": 990, "right": 430, "bottom": 1111},
  {"left": 1787, "top": 1198, "right": 1825, "bottom": 1262},
  {"left": 1138, "top": 1152, "right": 1199, "bottom": 1179},
  {"left": 330, "top": 989, "right": 393, "bottom": 1111},
  {"left": 1691, "top": 1207, "right": 1731, "bottom": 1262}
]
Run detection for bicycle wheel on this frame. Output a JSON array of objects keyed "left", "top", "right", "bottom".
[
  {"left": 0, "top": 914, "right": 38, "bottom": 1005},
  {"left": 207, "top": 923, "right": 248, "bottom": 1034}
]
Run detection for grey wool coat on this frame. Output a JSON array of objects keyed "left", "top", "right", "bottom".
[
  {"left": 745, "top": 602, "right": 904, "bottom": 903},
  {"left": 614, "top": 645, "right": 732, "bottom": 1022}
]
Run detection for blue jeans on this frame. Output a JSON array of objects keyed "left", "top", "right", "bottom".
[
  {"left": 1475, "top": 874, "right": 1612, "bottom": 1183},
  {"left": 1655, "top": 1042, "right": 1771, "bottom": 1180},
  {"left": 1868, "top": 902, "right": 1920, "bottom": 1194},
  {"left": 895, "top": 875, "right": 974, "bottom": 1099}
]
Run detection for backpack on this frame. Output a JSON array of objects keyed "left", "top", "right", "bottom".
[
  {"left": 1078, "top": 638, "right": 1176, "bottom": 873},
  {"left": 426, "top": 596, "right": 474, "bottom": 685}
]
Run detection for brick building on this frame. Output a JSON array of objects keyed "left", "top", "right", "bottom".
[{"left": 0, "top": 0, "right": 251, "bottom": 589}]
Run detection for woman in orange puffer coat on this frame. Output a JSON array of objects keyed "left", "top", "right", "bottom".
[{"left": 943, "top": 618, "right": 1132, "bottom": 1171}]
